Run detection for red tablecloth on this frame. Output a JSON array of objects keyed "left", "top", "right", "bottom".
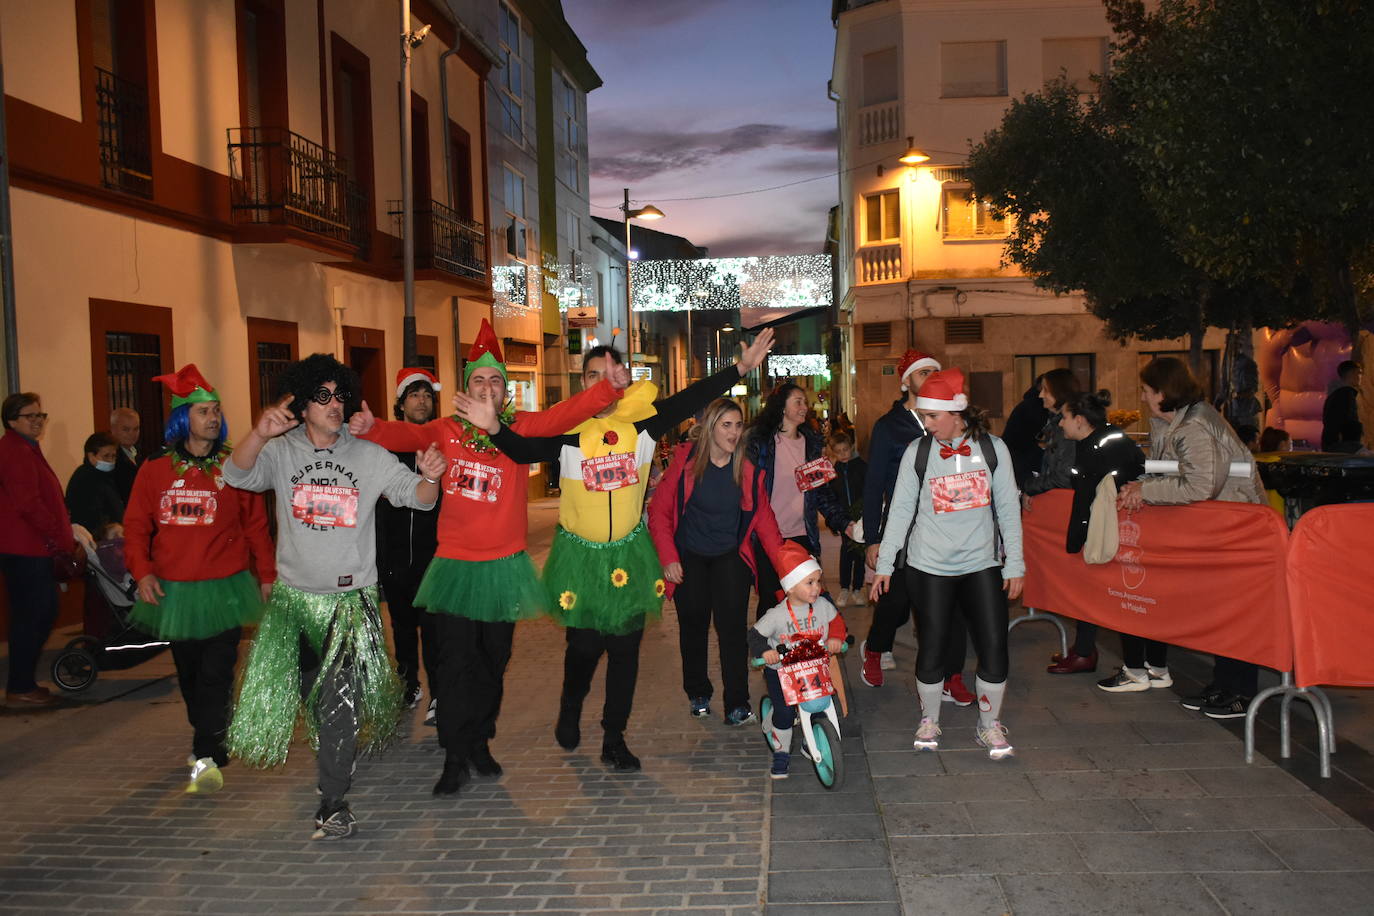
[{"left": 1022, "top": 490, "right": 1292, "bottom": 671}]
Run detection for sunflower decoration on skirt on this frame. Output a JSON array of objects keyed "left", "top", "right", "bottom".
[
  {"left": 653, "top": 578, "right": 666, "bottom": 598},
  {"left": 610, "top": 568, "right": 630, "bottom": 588},
  {"left": 559, "top": 590, "right": 577, "bottom": 610},
  {"left": 544, "top": 522, "right": 664, "bottom": 635}
]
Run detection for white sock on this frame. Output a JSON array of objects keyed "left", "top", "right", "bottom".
[
  {"left": 976, "top": 677, "right": 1006, "bottom": 729},
  {"left": 917, "top": 680, "right": 944, "bottom": 724},
  {"left": 1123, "top": 666, "right": 1149, "bottom": 681},
  {"left": 768, "top": 725, "right": 792, "bottom": 754}
]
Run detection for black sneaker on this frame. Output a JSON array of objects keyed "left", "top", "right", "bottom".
[
  {"left": 601, "top": 742, "right": 642, "bottom": 771},
  {"left": 470, "top": 743, "right": 502, "bottom": 777},
  {"left": 1180, "top": 685, "right": 1227, "bottom": 711},
  {"left": 424, "top": 698, "right": 437, "bottom": 727},
  {"left": 311, "top": 803, "right": 356, "bottom": 840},
  {"left": 405, "top": 684, "right": 423, "bottom": 709},
  {"left": 432, "top": 759, "right": 470, "bottom": 796},
  {"left": 1201, "top": 693, "right": 1251, "bottom": 720},
  {"left": 555, "top": 703, "right": 581, "bottom": 750}
]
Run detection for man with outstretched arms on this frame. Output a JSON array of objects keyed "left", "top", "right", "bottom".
[
  {"left": 458, "top": 328, "right": 774, "bottom": 772},
  {"left": 348, "top": 319, "right": 629, "bottom": 796},
  {"left": 124, "top": 364, "right": 275, "bottom": 795},
  {"left": 222, "top": 354, "right": 446, "bottom": 840}
]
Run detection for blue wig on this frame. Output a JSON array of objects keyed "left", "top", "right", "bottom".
[{"left": 163, "top": 403, "right": 229, "bottom": 448}]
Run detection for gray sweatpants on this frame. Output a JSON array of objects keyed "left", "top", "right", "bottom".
[{"left": 300, "top": 638, "right": 358, "bottom": 806}]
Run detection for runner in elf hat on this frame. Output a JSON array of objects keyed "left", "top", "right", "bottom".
[
  {"left": 348, "top": 319, "right": 631, "bottom": 797},
  {"left": 457, "top": 328, "right": 775, "bottom": 772},
  {"left": 124, "top": 364, "right": 276, "bottom": 794},
  {"left": 224, "top": 353, "right": 448, "bottom": 840}
]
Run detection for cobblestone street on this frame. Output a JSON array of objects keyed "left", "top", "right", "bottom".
[{"left": 3, "top": 500, "right": 1374, "bottom": 915}]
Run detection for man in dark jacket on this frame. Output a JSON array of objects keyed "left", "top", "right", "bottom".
[
  {"left": 859, "top": 350, "right": 971, "bottom": 705},
  {"left": 1322, "top": 360, "right": 1364, "bottom": 453},
  {"left": 376, "top": 369, "right": 443, "bottom": 717},
  {"left": 1001, "top": 380, "right": 1050, "bottom": 488},
  {"left": 109, "top": 407, "right": 142, "bottom": 504}
]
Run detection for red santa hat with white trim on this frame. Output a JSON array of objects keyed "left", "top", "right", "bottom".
[
  {"left": 395, "top": 367, "right": 441, "bottom": 398},
  {"left": 777, "top": 541, "right": 822, "bottom": 593},
  {"left": 914, "top": 368, "right": 969, "bottom": 412},
  {"left": 898, "top": 349, "right": 941, "bottom": 391}
]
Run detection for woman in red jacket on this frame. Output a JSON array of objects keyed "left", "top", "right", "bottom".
[
  {"left": 648, "top": 398, "right": 784, "bottom": 726},
  {"left": 0, "top": 392, "right": 73, "bottom": 708}
]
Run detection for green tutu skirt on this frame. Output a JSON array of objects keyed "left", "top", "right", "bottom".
[
  {"left": 128, "top": 571, "right": 265, "bottom": 641},
  {"left": 543, "top": 522, "right": 664, "bottom": 635},
  {"left": 415, "top": 552, "right": 547, "bottom": 623},
  {"left": 226, "top": 583, "right": 403, "bottom": 769}
]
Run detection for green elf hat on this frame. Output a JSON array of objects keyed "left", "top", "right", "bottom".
[
  {"left": 464, "top": 318, "right": 507, "bottom": 384},
  {"left": 152, "top": 363, "right": 219, "bottom": 407}
]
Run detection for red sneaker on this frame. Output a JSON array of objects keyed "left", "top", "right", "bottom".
[
  {"left": 942, "top": 674, "right": 974, "bottom": 707},
  {"left": 861, "top": 647, "right": 884, "bottom": 687}
]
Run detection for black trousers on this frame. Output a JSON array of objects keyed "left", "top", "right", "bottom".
[
  {"left": 1120, "top": 634, "right": 1169, "bottom": 669},
  {"left": 562, "top": 625, "right": 644, "bottom": 745},
  {"left": 433, "top": 614, "right": 515, "bottom": 765},
  {"left": 865, "top": 558, "right": 968, "bottom": 677},
  {"left": 170, "top": 626, "right": 242, "bottom": 765},
  {"left": 382, "top": 570, "right": 438, "bottom": 694},
  {"left": 908, "top": 566, "right": 1008, "bottom": 685},
  {"left": 1, "top": 554, "right": 59, "bottom": 693},
  {"left": 1213, "top": 655, "right": 1259, "bottom": 697},
  {"left": 837, "top": 536, "right": 865, "bottom": 591},
  {"left": 675, "top": 549, "right": 752, "bottom": 711}
]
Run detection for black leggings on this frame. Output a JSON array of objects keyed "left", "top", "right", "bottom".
[
  {"left": 675, "top": 549, "right": 752, "bottom": 711},
  {"left": 908, "top": 566, "right": 1008, "bottom": 685}
]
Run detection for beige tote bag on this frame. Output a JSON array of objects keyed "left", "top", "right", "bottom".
[{"left": 1083, "top": 473, "right": 1120, "bottom": 565}]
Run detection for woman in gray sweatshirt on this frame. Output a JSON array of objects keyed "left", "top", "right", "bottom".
[{"left": 871, "top": 368, "right": 1024, "bottom": 760}]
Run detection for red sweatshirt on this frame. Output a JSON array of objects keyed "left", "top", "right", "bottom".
[
  {"left": 123, "top": 451, "right": 276, "bottom": 585},
  {"left": 0, "top": 430, "right": 73, "bottom": 557},
  {"left": 360, "top": 379, "right": 621, "bottom": 562},
  {"left": 647, "top": 441, "right": 786, "bottom": 599}
]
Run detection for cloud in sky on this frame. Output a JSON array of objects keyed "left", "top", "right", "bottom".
[{"left": 565, "top": 0, "right": 839, "bottom": 256}]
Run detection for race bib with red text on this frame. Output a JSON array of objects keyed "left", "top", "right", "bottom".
[
  {"left": 581, "top": 453, "right": 639, "bottom": 492},
  {"left": 291, "top": 483, "right": 359, "bottom": 528},
  {"left": 930, "top": 470, "right": 991, "bottom": 514},
  {"left": 447, "top": 459, "right": 503, "bottom": 503},
  {"left": 158, "top": 488, "right": 218, "bottom": 526},
  {"left": 794, "top": 458, "right": 836, "bottom": 492}
]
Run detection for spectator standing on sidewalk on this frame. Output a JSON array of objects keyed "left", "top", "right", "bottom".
[
  {"left": 745, "top": 382, "right": 853, "bottom": 606},
  {"left": 1321, "top": 360, "right": 1364, "bottom": 453},
  {"left": 464, "top": 329, "right": 775, "bottom": 773},
  {"left": 0, "top": 393, "right": 72, "bottom": 708},
  {"left": 349, "top": 321, "right": 628, "bottom": 797},
  {"left": 871, "top": 369, "right": 1024, "bottom": 760},
  {"left": 1110, "top": 357, "right": 1266, "bottom": 718},
  {"left": 224, "top": 354, "right": 445, "bottom": 840},
  {"left": 124, "top": 365, "right": 276, "bottom": 794},
  {"left": 374, "top": 368, "right": 443, "bottom": 719},
  {"left": 647, "top": 397, "right": 785, "bottom": 726},
  {"left": 858, "top": 350, "right": 973, "bottom": 707},
  {"left": 824, "top": 428, "right": 867, "bottom": 609},
  {"left": 109, "top": 407, "right": 142, "bottom": 504}
]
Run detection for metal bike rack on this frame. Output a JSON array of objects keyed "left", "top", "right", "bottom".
[
  {"left": 1245, "top": 671, "right": 1337, "bottom": 778},
  {"left": 1008, "top": 606, "right": 1068, "bottom": 659}
]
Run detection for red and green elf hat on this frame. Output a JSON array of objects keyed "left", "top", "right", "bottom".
[
  {"left": 152, "top": 364, "right": 219, "bottom": 408},
  {"left": 464, "top": 318, "right": 507, "bottom": 384}
]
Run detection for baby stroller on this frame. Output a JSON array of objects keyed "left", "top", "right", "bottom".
[{"left": 50, "top": 529, "right": 169, "bottom": 692}]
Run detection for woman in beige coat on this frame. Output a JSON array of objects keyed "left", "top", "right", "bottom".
[{"left": 1102, "top": 358, "right": 1265, "bottom": 717}]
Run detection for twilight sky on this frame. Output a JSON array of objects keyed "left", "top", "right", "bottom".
[{"left": 562, "top": 1, "right": 840, "bottom": 257}]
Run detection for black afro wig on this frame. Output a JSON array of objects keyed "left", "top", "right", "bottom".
[{"left": 274, "top": 353, "right": 363, "bottom": 421}]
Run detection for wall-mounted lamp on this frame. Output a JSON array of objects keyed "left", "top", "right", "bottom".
[{"left": 899, "top": 137, "right": 930, "bottom": 165}]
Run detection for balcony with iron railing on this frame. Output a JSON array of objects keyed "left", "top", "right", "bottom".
[
  {"left": 96, "top": 67, "right": 153, "bottom": 198},
  {"left": 387, "top": 199, "right": 487, "bottom": 283},
  {"left": 226, "top": 127, "right": 369, "bottom": 254}
]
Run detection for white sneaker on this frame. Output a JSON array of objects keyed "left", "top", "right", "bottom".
[
  {"left": 1096, "top": 667, "right": 1151, "bottom": 693},
  {"left": 185, "top": 757, "right": 223, "bottom": 794},
  {"left": 836, "top": 589, "right": 850, "bottom": 608},
  {"left": 913, "top": 717, "right": 941, "bottom": 751},
  {"left": 880, "top": 651, "right": 896, "bottom": 670},
  {"left": 424, "top": 698, "right": 437, "bottom": 727},
  {"left": 975, "top": 721, "right": 1015, "bottom": 760},
  {"left": 1147, "top": 667, "right": 1173, "bottom": 688}
]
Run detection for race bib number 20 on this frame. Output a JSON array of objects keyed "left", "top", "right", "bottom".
[{"left": 291, "top": 483, "right": 359, "bottom": 528}]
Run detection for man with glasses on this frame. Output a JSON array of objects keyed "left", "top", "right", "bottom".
[{"left": 222, "top": 354, "right": 447, "bottom": 840}]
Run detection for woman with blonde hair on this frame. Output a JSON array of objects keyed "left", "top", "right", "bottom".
[{"left": 648, "top": 398, "right": 785, "bottom": 725}]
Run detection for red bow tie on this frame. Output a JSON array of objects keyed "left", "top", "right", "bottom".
[{"left": 940, "top": 443, "right": 972, "bottom": 459}]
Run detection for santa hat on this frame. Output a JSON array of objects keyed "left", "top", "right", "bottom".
[
  {"left": 464, "top": 318, "right": 506, "bottom": 384},
  {"left": 152, "top": 364, "right": 218, "bottom": 407},
  {"left": 898, "top": 349, "right": 941, "bottom": 391},
  {"left": 914, "top": 368, "right": 969, "bottom": 412},
  {"left": 778, "top": 541, "right": 822, "bottom": 593},
  {"left": 395, "top": 367, "right": 441, "bottom": 399}
]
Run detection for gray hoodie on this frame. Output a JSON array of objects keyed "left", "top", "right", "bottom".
[
  {"left": 875, "top": 434, "right": 1024, "bottom": 580},
  {"left": 222, "top": 426, "right": 434, "bottom": 594}
]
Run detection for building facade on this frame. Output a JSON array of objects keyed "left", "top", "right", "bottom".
[{"left": 830, "top": 0, "right": 1228, "bottom": 445}]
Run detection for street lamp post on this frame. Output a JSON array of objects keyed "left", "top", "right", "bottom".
[
  {"left": 399, "top": 6, "right": 431, "bottom": 367},
  {"left": 620, "top": 187, "right": 663, "bottom": 368}
]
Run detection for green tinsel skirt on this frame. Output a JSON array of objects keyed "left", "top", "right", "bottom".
[
  {"left": 128, "top": 571, "right": 264, "bottom": 641},
  {"left": 543, "top": 522, "right": 664, "bottom": 635},
  {"left": 414, "top": 552, "right": 547, "bottom": 623},
  {"left": 226, "top": 583, "right": 403, "bottom": 769}
]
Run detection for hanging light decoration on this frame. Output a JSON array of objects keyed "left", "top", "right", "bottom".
[{"left": 626, "top": 254, "right": 832, "bottom": 312}]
